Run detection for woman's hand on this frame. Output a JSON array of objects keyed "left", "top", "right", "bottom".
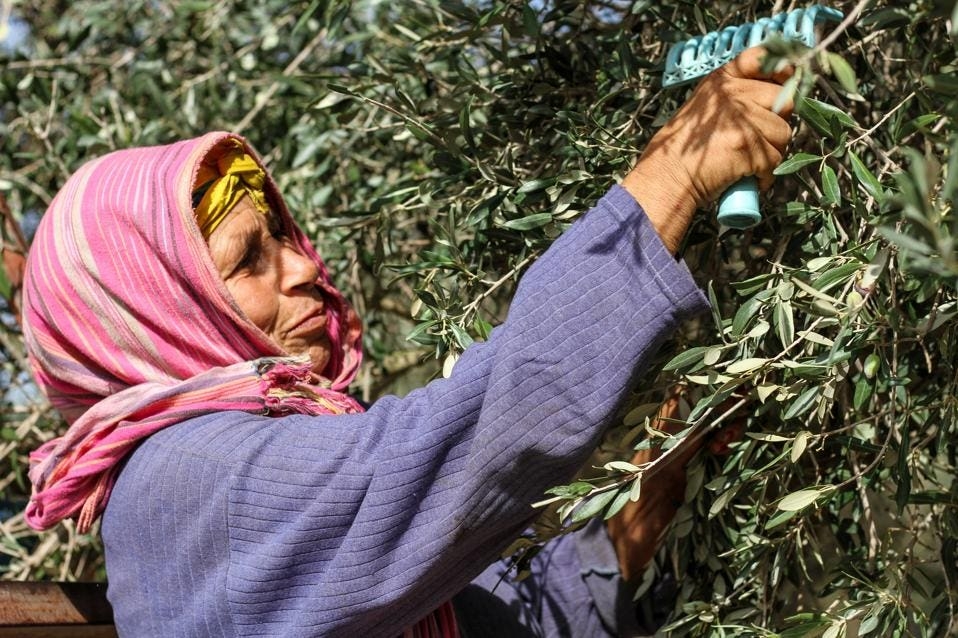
[
  {"left": 605, "top": 392, "right": 696, "bottom": 583},
  {"left": 622, "top": 46, "right": 795, "bottom": 253},
  {"left": 605, "top": 392, "right": 747, "bottom": 584}
]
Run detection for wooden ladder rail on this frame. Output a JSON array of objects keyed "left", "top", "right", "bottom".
[{"left": 0, "top": 582, "right": 116, "bottom": 637}]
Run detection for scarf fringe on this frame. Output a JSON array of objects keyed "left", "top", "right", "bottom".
[{"left": 259, "top": 357, "right": 363, "bottom": 416}]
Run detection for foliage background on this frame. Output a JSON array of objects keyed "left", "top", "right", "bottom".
[{"left": 1, "top": 0, "right": 956, "bottom": 635}]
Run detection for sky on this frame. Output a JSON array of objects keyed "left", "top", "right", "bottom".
[{"left": 0, "top": 7, "right": 29, "bottom": 55}]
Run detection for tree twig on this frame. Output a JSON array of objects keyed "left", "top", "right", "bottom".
[{"left": 232, "top": 28, "right": 329, "bottom": 135}]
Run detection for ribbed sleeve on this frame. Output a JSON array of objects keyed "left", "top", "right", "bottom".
[{"left": 102, "top": 185, "right": 707, "bottom": 637}]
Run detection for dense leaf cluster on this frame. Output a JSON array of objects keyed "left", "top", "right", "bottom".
[{"left": 1, "top": 1, "right": 956, "bottom": 635}]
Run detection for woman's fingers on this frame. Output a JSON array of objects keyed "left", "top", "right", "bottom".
[
  {"left": 723, "top": 45, "right": 796, "bottom": 85},
  {"left": 622, "top": 46, "right": 797, "bottom": 247},
  {"left": 682, "top": 56, "right": 795, "bottom": 199},
  {"left": 741, "top": 104, "right": 793, "bottom": 191},
  {"left": 733, "top": 77, "right": 795, "bottom": 118}
]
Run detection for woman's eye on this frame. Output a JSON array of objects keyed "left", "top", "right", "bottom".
[
  {"left": 239, "top": 251, "right": 257, "bottom": 269},
  {"left": 236, "top": 242, "right": 262, "bottom": 272}
]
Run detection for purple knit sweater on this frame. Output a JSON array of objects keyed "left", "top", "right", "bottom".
[{"left": 101, "top": 185, "right": 707, "bottom": 637}]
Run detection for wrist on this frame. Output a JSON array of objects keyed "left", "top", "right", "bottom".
[{"left": 621, "top": 153, "right": 698, "bottom": 254}]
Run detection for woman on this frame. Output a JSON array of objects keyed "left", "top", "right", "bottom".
[{"left": 21, "top": 48, "right": 792, "bottom": 636}]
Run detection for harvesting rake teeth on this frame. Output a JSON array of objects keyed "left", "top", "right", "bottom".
[
  {"left": 663, "top": 6, "right": 844, "bottom": 88},
  {"left": 661, "top": 5, "right": 844, "bottom": 229}
]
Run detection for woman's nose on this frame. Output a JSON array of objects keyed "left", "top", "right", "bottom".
[{"left": 280, "top": 243, "right": 320, "bottom": 291}]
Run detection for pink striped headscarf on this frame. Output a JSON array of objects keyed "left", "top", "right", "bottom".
[{"left": 22, "top": 132, "right": 364, "bottom": 533}]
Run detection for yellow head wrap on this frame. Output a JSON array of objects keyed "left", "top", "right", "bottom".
[{"left": 193, "top": 139, "right": 270, "bottom": 239}]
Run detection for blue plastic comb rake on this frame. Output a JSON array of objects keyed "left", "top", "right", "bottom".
[{"left": 662, "top": 5, "right": 843, "bottom": 229}]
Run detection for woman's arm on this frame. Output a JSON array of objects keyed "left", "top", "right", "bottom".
[{"left": 220, "top": 185, "right": 707, "bottom": 635}]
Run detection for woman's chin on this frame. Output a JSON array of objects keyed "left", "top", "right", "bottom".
[
  {"left": 306, "top": 344, "right": 332, "bottom": 377},
  {"left": 281, "top": 335, "right": 332, "bottom": 377}
]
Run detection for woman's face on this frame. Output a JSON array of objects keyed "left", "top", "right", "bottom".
[{"left": 207, "top": 196, "right": 332, "bottom": 373}]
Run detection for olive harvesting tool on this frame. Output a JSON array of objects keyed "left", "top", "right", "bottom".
[{"left": 662, "top": 5, "right": 843, "bottom": 229}]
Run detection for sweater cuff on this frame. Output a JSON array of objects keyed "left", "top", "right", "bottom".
[{"left": 602, "top": 184, "right": 709, "bottom": 320}]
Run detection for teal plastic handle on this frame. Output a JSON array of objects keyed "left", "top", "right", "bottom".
[{"left": 717, "top": 176, "right": 761, "bottom": 229}]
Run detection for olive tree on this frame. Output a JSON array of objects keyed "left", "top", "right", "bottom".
[{"left": 1, "top": 1, "right": 956, "bottom": 635}]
